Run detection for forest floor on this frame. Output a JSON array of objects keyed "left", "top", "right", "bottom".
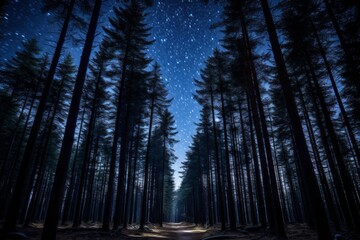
[{"left": 1, "top": 222, "right": 360, "bottom": 239}]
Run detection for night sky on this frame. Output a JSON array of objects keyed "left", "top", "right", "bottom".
[{"left": 0, "top": 0, "right": 223, "bottom": 188}]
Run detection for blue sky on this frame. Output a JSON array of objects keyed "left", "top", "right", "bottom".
[{"left": 0, "top": 0, "right": 224, "bottom": 189}]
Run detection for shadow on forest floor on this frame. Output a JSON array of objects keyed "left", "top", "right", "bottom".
[{"left": 1, "top": 222, "right": 359, "bottom": 239}]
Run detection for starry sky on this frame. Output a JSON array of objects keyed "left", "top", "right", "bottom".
[{"left": 0, "top": 0, "right": 224, "bottom": 189}]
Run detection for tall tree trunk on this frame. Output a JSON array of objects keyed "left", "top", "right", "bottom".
[
  {"left": 259, "top": 0, "right": 332, "bottom": 238},
  {"left": 3, "top": 0, "right": 76, "bottom": 231},
  {"left": 102, "top": 41, "right": 130, "bottom": 230},
  {"left": 274, "top": 151, "right": 288, "bottom": 224},
  {"left": 73, "top": 64, "right": 103, "bottom": 228},
  {"left": 129, "top": 123, "right": 141, "bottom": 225},
  {"left": 309, "top": 17, "right": 360, "bottom": 168},
  {"left": 61, "top": 108, "right": 86, "bottom": 225},
  {"left": 267, "top": 107, "right": 289, "bottom": 224},
  {"left": 247, "top": 87, "right": 277, "bottom": 233},
  {"left": 209, "top": 88, "right": 226, "bottom": 230},
  {"left": 218, "top": 78, "right": 237, "bottom": 230},
  {"left": 113, "top": 83, "right": 133, "bottom": 229},
  {"left": 247, "top": 94, "right": 266, "bottom": 227},
  {"left": 297, "top": 85, "right": 337, "bottom": 227},
  {"left": 139, "top": 97, "right": 156, "bottom": 230},
  {"left": 238, "top": 3, "right": 286, "bottom": 235},
  {"left": 24, "top": 77, "right": 68, "bottom": 227},
  {"left": 281, "top": 143, "right": 302, "bottom": 223},
  {"left": 148, "top": 153, "right": 156, "bottom": 223},
  {"left": 41, "top": 1, "right": 102, "bottom": 238},
  {"left": 304, "top": 55, "right": 360, "bottom": 229},
  {"left": 230, "top": 116, "right": 244, "bottom": 224},
  {"left": 83, "top": 136, "right": 99, "bottom": 223},
  {"left": 124, "top": 126, "right": 138, "bottom": 227},
  {"left": 3, "top": 87, "right": 40, "bottom": 220},
  {"left": 204, "top": 122, "right": 214, "bottom": 226},
  {"left": 159, "top": 136, "right": 166, "bottom": 227},
  {"left": 239, "top": 103, "right": 256, "bottom": 225}
]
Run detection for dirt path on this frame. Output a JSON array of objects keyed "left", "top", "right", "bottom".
[
  {"left": 125, "top": 222, "right": 210, "bottom": 240},
  {"left": 3, "top": 222, "right": 210, "bottom": 240}
]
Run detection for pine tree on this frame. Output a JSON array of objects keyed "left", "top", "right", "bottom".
[
  {"left": 72, "top": 43, "right": 110, "bottom": 228},
  {"left": 0, "top": 38, "right": 41, "bottom": 109},
  {"left": 101, "top": 0, "right": 154, "bottom": 230},
  {"left": 158, "top": 109, "right": 177, "bottom": 227},
  {"left": 321, "top": 0, "right": 360, "bottom": 97},
  {"left": 3, "top": 0, "right": 77, "bottom": 231},
  {"left": 0, "top": 39, "right": 42, "bottom": 219},
  {"left": 197, "top": 106, "right": 215, "bottom": 226},
  {"left": 280, "top": 1, "right": 360, "bottom": 229},
  {"left": 259, "top": 0, "right": 332, "bottom": 238},
  {"left": 210, "top": 49, "right": 237, "bottom": 230},
  {"left": 41, "top": 0, "right": 102, "bottom": 238},
  {"left": 194, "top": 58, "right": 226, "bottom": 230},
  {"left": 140, "top": 63, "right": 171, "bottom": 229},
  {"left": 22, "top": 53, "right": 76, "bottom": 227}
]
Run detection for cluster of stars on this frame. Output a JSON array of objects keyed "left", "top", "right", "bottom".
[
  {"left": 0, "top": 0, "right": 224, "bottom": 189},
  {"left": 148, "top": 1, "right": 223, "bottom": 188}
]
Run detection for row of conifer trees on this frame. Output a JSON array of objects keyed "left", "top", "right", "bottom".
[
  {"left": 177, "top": 0, "right": 360, "bottom": 239},
  {"left": 0, "top": 1, "right": 177, "bottom": 239}
]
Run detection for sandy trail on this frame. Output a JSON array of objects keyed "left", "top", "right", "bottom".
[
  {"left": 4, "top": 222, "right": 209, "bottom": 240},
  {"left": 126, "top": 222, "right": 209, "bottom": 240}
]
